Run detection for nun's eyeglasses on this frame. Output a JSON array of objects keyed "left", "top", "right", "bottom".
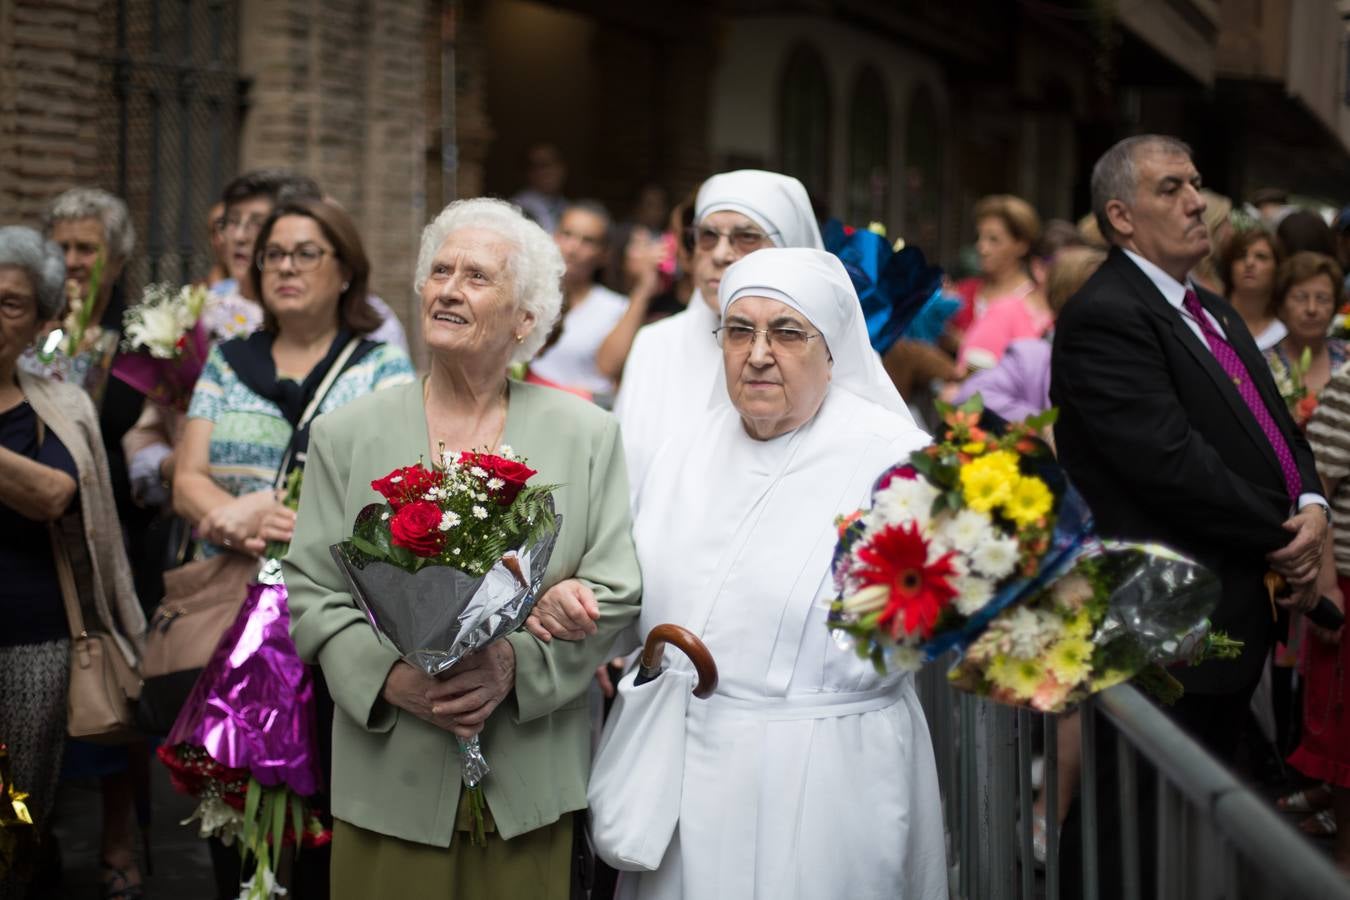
[
  {"left": 714, "top": 325, "right": 822, "bottom": 351},
  {"left": 685, "top": 225, "right": 774, "bottom": 253}
]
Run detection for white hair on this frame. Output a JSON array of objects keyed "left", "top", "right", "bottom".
[
  {"left": 414, "top": 197, "right": 564, "bottom": 365},
  {"left": 42, "top": 187, "right": 136, "bottom": 261},
  {"left": 0, "top": 226, "right": 67, "bottom": 320}
]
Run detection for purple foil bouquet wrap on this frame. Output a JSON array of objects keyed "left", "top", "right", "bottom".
[{"left": 159, "top": 559, "right": 329, "bottom": 900}]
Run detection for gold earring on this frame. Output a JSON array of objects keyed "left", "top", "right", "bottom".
[{"left": 513, "top": 334, "right": 525, "bottom": 344}]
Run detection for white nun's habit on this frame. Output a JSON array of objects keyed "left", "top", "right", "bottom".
[
  {"left": 612, "top": 170, "right": 824, "bottom": 499},
  {"left": 622, "top": 249, "right": 948, "bottom": 900}
]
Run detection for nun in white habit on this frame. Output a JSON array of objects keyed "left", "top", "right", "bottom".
[
  {"left": 612, "top": 170, "right": 823, "bottom": 498},
  {"left": 623, "top": 248, "right": 948, "bottom": 899}
]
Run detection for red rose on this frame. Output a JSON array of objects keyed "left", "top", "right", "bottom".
[
  {"left": 371, "top": 464, "right": 440, "bottom": 510},
  {"left": 459, "top": 452, "right": 537, "bottom": 504},
  {"left": 389, "top": 500, "right": 445, "bottom": 557}
]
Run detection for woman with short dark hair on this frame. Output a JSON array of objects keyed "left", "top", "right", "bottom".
[{"left": 1264, "top": 251, "right": 1347, "bottom": 420}]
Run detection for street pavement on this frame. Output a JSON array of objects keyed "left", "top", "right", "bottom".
[{"left": 45, "top": 765, "right": 218, "bottom": 899}]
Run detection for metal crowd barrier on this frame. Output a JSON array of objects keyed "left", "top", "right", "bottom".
[{"left": 914, "top": 663, "right": 1350, "bottom": 900}]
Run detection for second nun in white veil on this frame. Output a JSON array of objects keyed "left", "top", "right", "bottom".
[
  {"left": 624, "top": 248, "right": 948, "bottom": 899},
  {"left": 613, "top": 169, "right": 823, "bottom": 500}
]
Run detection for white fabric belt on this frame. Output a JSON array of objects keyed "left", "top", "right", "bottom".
[{"left": 699, "top": 680, "right": 907, "bottom": 722}]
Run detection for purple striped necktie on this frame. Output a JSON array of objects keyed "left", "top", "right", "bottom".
[{"left": 1181, "top": 289, "right": 1301, "bottom": 502}]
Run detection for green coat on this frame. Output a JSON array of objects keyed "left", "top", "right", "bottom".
[{"left": 283, "top": 378, "right": 641, "bottom": 846}]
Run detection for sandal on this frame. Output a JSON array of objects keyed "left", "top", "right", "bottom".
[
  {"left": 101, "top": 862, "right": 145, "bottom": 900},
  {"left": 1298, "top": 809, "right": 1338, "bottom": 837},
  {"left": 1278, "top": 784, "right": 1333, "bottom": 814}
]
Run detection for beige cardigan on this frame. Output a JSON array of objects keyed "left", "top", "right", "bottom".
[{"left": 19, "top": 370, "right": 145, "bottom": 664}]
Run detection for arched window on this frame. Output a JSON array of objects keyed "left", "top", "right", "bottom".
[
  {"left": 778, "top": 44, "right": 831, "bottom": 203},
  {"left": 903, "top": 85, "right": 943, "bottom": 256},
  {"left": 847, "top": 67, "right": 889, "bottom": 226}
]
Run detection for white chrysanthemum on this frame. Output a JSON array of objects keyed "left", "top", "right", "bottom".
[
  {"left": 1003, "top": 607, "right": 1058, "bottom": 658},
  {"left": 872, "top": 477, "right": 941, "bottom": 529},
  {"left": 438, "top": 511, "right": 460, "bottom": 531},
  {"left": 971, "top": 533, "right": 1019, "bottom": 580},
  {"left": 952, "top": 574, "right": 995, "bottom": 616},
  {"left": 471, "top": 505, "right": 488, "bottom": 520},
  {"left": 487, "top": 478, "right": 505, "bottom": 491},
  {"left": 470, "top": 466, "right": 488, "bottom": 479},
  {"left": 948, "top": 508, "right": 994, "bottom": 555}
]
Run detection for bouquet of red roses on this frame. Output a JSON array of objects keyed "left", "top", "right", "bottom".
[{"left": 331, "top": 446, "right": 561, "bottom": 843}]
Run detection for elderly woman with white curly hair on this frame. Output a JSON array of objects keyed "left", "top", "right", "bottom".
[{"left": 283, "top": 197, "right": 641, "bottom": 898}]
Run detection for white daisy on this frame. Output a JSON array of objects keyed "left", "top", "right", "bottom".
[
  {"left": 487, "top": 478, "right": 505, "bottom": 491},
  {"left": 500, "top": 445, "right": 515, "bottom": 459},
  {"left": 438, "top": 511, "right": 461, "bottom": 531},
  {"left": 470, "top": 466, "right": 488, "bottom": 479},
  {"left": 951, "top": 574, "right": 995, "bottom": 616},
  {"left": 472, "top": 505, "right": 488, "bottom": 520},
  {"left": 970, "top": 533, "right": 1019, "bottom": 580}
]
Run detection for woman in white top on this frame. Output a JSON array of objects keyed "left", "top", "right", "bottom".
[
  {"left": 612, "top": 170, "right": 823, "bottom": 495},
  {"left": 619, "top": 248, "right": 945, "bottom": 898},
  {"left": 529, "top": 202, "right": 631, "bottom": 398}
]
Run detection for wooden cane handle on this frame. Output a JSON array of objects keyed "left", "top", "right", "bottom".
[{"left": 640, "top": 623, "right": 719, "bottom": 699}]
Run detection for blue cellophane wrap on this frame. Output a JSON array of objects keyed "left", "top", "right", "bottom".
[
  {"left": 821, "top": 219, "right": 945, "bottom": 354},
  {"left": 165, "top": 560, "right": 319, "bottom": 797}
]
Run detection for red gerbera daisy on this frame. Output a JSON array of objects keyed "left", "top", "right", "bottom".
[{"left": 855, "top": 522, "right": 958, "bottom": 640}]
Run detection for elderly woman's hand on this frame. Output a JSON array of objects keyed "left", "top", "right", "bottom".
[
  {"left": 197, "top": 488, "right": 279, "bottom": 550},
  {"left": 525, "top": 579, "right": 601, "bottom": 642},
  {"left": 382, "top": 643, "right": 517, "bottom": 740}
]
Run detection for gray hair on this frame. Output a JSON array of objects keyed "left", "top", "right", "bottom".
[
  {"left": 41, "top": 187, "right": 137, "bottom": 261},
  {"left": 415, "top": 197, "right": 564, "bottom": 365},
  {"left": 1090, "top": 135, "right": 1193, "bottom": 244},
  {"left": 0, "top": 226, "right": 68, "bottom": 320}
]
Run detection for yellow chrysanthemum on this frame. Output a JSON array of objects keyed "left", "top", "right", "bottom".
[
  {"left": 1005, "top": 475, "right": 1053, "bottom": 528},
  {"left": 987, "top": 654, "right": 1045, "bottom": 700},
  {"left": 1046, "top": 637, "right": 1094, "bottom": 684},
  {"left": 959, "top": 451, "right": 1018, "bottom": 513},
  {"left": 961, "top": 441, "right": 986, "bottom": 455},
  {"left": 1064, "top": 610, "right": 1095, "bottom": 640}
]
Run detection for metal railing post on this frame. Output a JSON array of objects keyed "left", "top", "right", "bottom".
[
  {"left": 1044, "top": 714, "right": 1060, "bottom": 900},
  {"left": 1079, "top": 703, "right": 1100, "bottom": 900},
  {"left": 1017, "top": 708, "right": 1035, "bottom": 900},
  {"left": 1116, "top": 731, "right": 1140, "bottom": 900}
]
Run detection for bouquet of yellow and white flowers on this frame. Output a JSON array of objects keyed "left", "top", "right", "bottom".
[{"left": 827, "top": 398, "right": 1240, "bottom": 712}]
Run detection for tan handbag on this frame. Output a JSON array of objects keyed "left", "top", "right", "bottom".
[
  {"left": 135, "top": 550, "right": 259, "bottom": 734},
  {"left": 48, "top": 522, "right": 143, "bottom": 744}
]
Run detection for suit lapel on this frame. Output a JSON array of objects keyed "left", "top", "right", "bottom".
[{"left": 1110, "top": 251, "right": 1285, "bottom": 484}]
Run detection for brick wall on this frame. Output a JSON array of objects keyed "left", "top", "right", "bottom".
[
  {"left": 0, "top": 0, "right": 106, "bottom": 226},
  {"left": 238, "top": 0, "right": 429, "bottom": 357}
]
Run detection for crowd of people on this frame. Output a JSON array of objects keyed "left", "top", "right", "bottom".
[{"left": 1, "top": 131, "right": 1348, "bottom": 900}]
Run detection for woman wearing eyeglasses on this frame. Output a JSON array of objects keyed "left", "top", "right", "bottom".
[
  {"left": 612, "top": 170, "right": 823, "bottom": 497},
  {"left": 552, "top": 248, "right": 946, "bottom": 898},
  {"left": 173, "top": 198, "right": 412, "bottom": 898}
]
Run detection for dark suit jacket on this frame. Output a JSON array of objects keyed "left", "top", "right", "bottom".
[{"left": 1050, "top": 247, "right": 1320, "bottom": 694}]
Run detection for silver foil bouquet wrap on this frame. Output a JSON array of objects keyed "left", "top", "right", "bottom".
[
  {"left": 329, "top": 503, "right": 561, "bottom": 843},
  {"left": 946, "top": 541, "right": 1240, "bottom": 712}
]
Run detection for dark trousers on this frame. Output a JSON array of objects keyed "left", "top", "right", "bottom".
[{"left": 1059, "top": 689, "right": 1252, "bottom": 900}]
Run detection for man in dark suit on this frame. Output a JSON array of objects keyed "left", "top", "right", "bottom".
[{"left": 1050, "top": 135, "right": 1327, "bottom": 897}]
